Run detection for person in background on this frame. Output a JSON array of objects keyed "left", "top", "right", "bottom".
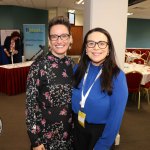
[
  {"left": 0, "top": 42, "right": 9, "bottom": 65},
  {"left": 25, "top": 16, "right": 74, "bottom": 150},
  {"left": 72, "top": 27, "right": 128, "bottom": 150},
  {"left": 3, "top": 31, "right": 22, "bottom": 63}
]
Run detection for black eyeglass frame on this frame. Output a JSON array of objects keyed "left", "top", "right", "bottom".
[
  {"left": 86, "top": 40, "right": 109, "bottom": 49},
  {"left": 49, "top": 34, "right": 70, "bottom": 41}
]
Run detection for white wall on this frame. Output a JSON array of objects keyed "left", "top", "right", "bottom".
[{"left": 84, "top": 0, "right": 128, "bottom": 69}]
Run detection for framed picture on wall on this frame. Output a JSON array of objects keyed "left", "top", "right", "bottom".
[{"left": 68, "top": 12, "right": 75, "bottom": 25}]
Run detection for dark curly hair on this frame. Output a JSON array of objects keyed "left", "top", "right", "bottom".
[{"left": 11, "top": 31, "right": 20, "bottom": 38}]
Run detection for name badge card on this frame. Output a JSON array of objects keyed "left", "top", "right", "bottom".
[{"left": 78, "top": 110, "right": 86, "bottom": 128}]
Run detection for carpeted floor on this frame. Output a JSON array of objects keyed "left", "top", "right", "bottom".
[
  {"left": 118, "top": 95, "right": 150, "bottom": 150},
  {"left": 0, "top": 93, "right": 30, "bottom": 150},
  {"left": 0, "top": 92, "right": 150, "bottom": 150}
]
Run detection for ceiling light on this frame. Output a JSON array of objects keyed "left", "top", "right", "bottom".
[
  {"left": 68, "top": 9, "right": 75, "bottom": 13},
  {"left": 75, "top": 0, "right": 84, "bottom": 5},
  {"left": 127, "top": 12, "right": 133, "bottom": 16}
]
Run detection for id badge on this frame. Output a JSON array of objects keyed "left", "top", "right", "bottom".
[{"left": 78, "top": 110, "right": 86, "bottom": 128}]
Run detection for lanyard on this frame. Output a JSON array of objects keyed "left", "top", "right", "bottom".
[{"left": 80, "top": 63, "right": 102, "bottom": 108}]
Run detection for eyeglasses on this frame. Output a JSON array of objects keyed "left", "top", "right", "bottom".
[
  {"left": 86, "top": 40, "right": 109, "bottom": 49},
  {"left": 49, "top": 34, "right": 70, "bottom": 41}
]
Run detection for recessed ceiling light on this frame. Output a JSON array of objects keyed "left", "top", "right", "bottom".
[
  {"left": 68, "top": 9, "right": 75, "bottom": 13},
  {"left": 127, "top": 12, "right": 133, "bottom": 16},
  {"left": 75, "top": 0, "right": 84, "bottom": 5}
]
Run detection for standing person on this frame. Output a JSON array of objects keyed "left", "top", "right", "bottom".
[
  {"left": 72, "top": 27, "right": 128, "bottom": 150},
  {"left": 3, "top": 31, "right": 22, "bottom": 63},
  {"left": 25, "top": 16, "right": 74, "bottom": 150}
]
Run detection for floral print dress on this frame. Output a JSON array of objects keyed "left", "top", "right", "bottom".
[{"left": 25, "top": 52, "right": 74, "bottom": 150}]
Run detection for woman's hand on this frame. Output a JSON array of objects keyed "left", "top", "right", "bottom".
[
  {"left": 33, "top": 144, "right": 45, "bottom": 150},
  {"left": 4, "top": 48, "right": 10, "bottom": 57},
  {"left": 13, "top": 50, "right": 18, "bottom": 54}
]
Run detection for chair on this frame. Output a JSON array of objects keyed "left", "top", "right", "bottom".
[
  {"left": 133, "top": 58, "right": 145, "bottom": 64},
  {"left": 144, "top": 51, "right": 149, "bottom": 56},
  {"left": 146, "top": 54, "right": 150, "bottom": 65},
  {"left": 141, "top": 81, "right": 150, "bottom": 105},
  {"left": 126, "top": 71, "right": 143, "bottom": 110},
  {"left": 134, "top": 50, "right": 141, "bottom": 54},
  {"left": 141, "top": 53, "right": 149, "bottom": 63}
]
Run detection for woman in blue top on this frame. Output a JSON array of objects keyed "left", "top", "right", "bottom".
[{"left": 72, "top": 27, "right": 128, "bottom": 150}]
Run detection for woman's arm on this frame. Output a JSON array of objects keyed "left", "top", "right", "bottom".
[
  {"left": 94, "top": 71, "right": 128, "bottom": 150},
  {"left": 3, "top": 36, "right": 11, "bottom": 57},
  {"left": 3, "top": 48, "right": 10, "bottom": 57},
  {"left": 25, "top": 62, "right": 42, "bottom": 147}
]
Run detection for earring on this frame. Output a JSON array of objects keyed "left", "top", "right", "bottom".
[
  {"left": 68, "top": 35, "right": 73, "bottom": 50},
  {"left": 86, "top": 50, "right": 88, "bottom": 55},
  {"left": 68, "top": 43, "right": 72, "bottom": 50}
]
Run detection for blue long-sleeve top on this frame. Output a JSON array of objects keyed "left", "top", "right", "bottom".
[{"left": 72, "top": 63, "right": 128, "bottom": 150}]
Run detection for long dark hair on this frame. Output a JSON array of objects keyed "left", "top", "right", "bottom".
[{"left": 73, "top": 27, "right": 120, "bottom": 95}]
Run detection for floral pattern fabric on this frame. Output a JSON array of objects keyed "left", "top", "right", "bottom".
[{"left": 25, "top": 52, "right": 74, "bottom": 150}]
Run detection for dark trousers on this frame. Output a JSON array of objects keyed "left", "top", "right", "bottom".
[{"left": 73, "top": 114, "right": 115, "bottom": 150}]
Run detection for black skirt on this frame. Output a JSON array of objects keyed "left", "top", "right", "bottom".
[{"left": 73, "top": 113, "right": 115, "bottom": 150}]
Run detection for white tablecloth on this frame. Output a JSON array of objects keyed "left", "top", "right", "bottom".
[
  {"left": 0, "top": 61, "right": 33, "bottom": 69},
  {"left": 124, "top": 63, "right": 150, "bottom": 85},
  {"left": 125, "top": 52, "right": 141, "bottom": 62}
]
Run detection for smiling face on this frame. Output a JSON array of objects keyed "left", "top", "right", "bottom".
[
  {"left": 86, "top": 31, "right": 109, "bottom": 66},
  {"left": 49, "top": 24, "right": 70, "bottom": 58}
]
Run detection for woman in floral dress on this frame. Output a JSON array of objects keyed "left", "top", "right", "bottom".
[{"left": 25, "top": 16, "right": 74, "bottom": 150}]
